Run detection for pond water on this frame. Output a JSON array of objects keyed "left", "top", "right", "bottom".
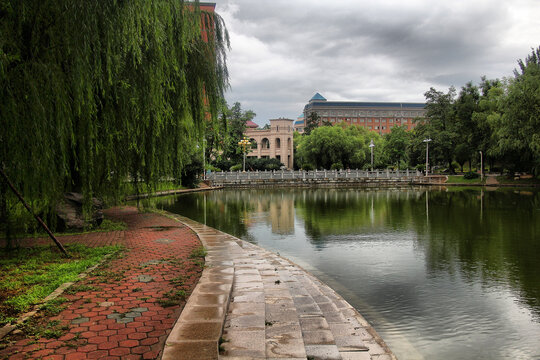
[{"left": 151, "top": 187, "right": 540, "bottom": 360}]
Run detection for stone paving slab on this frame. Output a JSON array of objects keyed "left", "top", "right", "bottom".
[{"left": 165, "top": 214, "right": 398, "bottom": 360}]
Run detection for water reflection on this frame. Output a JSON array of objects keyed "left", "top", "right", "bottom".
[{"left": 153, "top": 187, "right": 540, "bottom": 359}]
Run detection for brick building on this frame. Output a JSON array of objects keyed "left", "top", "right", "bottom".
[{"left": 302, "top": 93, "right": 426, "bottom": 135}]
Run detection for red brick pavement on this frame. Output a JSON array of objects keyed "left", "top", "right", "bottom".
[{"left": 0, "top": 206, "right": 203, "bottom": 360}]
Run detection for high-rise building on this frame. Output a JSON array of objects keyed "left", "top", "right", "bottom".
[{"left": 302, "top": 93, "right": 426, "bottom": 135}]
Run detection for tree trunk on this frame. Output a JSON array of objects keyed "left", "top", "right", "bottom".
[{"left": 0, "top": 179, "right": 13, "bottom": 250}]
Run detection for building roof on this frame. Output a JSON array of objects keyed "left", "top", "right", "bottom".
[
  {"left": 310, "top": 93, "right": 327, "bottom": 102},
  {"left": 294, "top": 120, "right": 304, "bottom": 126},
  {"left": 307, "top": 101, "right": 425, "bottom": 109},
  {"left": 246, "top": 120, "right": 258, "bottom": 128}
]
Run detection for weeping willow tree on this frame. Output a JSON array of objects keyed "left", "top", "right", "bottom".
[{"left": 0, "top": 0, "right": 229, "bottom": 240}]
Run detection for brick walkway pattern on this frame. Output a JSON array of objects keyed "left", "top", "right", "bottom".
[{"left": 0, "top": 206, "right": 203, "bottom": 360}]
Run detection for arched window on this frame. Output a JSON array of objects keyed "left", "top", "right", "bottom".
[
  {"left": 261, "top": 138, "right": 270, "bottom": 149},
  {"left": 287, "top": 137, "right": 292, "bottom": 150},
  {"left": 250, "top": 138, "right": 257, "bottom": 149},
  {"left": 276, "top": 138, "right": 281, "bottom": 149}
]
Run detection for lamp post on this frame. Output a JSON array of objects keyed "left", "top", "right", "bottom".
[
  {"left": 369, "top": 139, "right": 375, "bottom": 171},
  {"left": 479, "top": 150, "right": 483, "bottom": 182},
  {"left": 423, "top": 138, "right": 432, "bottom": 176},
  {"left": 238, "top": 137, "right": 251, "bottom": 172}
]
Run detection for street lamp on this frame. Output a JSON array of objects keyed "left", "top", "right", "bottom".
[
  {"left": 479, "top": 150, "right": 483, "bottom": 182},
  {"left": 238, "top": 136, "right": 251, "bottom": 172},
  {"left": 423, "top": 138, "right": 432, "bottom": 176},
  {"left": 369, "top": 139, "right": 375, "bottom": 171}
]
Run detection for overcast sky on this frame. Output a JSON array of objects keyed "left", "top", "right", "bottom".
[{"left": 215, "top": 0, "right": 540, "bottom": 126}]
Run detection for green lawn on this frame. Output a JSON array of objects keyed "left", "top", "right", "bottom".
[
  {"left": 0, "top": 244, "right": 122, "bottom": 325},
  {"left": 445, "top": 175, "right": 484, "bottom": 184}
]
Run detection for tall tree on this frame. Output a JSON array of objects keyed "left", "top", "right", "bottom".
[
  {"left": 296, "top": 125, "right": 379, "bottom": 170},
  {"left": 454, "top": 82, "right": 480, "bottom": 170},
  {"left": 220, "top": 102, "right": 256, "bottom": 162},
  {"left": 492, "top": 47, "right": 540, "bottom": 174},
  {"left": 382, "top": 126, "right": 410, "bottom": 169},
  {"left": 471, "top": 77, "right": 503, "bottom": 171},
  {"left": 0, "top": 0, "right": 230, "bottom": 236},
  {"left": 423, "top": 87, "right": 458, "bottom": 173},
  {"left": 304, "top": 112, "right": 320, "bottom": 135}
]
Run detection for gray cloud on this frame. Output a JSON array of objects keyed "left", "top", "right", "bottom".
[{"left": 216, "top": 0, "right": 540, "bottom": 125}]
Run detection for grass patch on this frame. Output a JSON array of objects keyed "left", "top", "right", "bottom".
[
  {"left": 18, "top": 318, "right": 69, "bottom": 339},
  {"left": 40, "top": 297, "right": 69, "bottom": 316},
  {"left": 96, "top": 219, "right": 128, "bottom": 232},
  {"left": 190, "top": 246, "right": 207, "bottom": 259},
  {"left": 496, "top": 175, "right": 540, "bottom": 185},
  {"left": 0, "top": 244, "right": 122, "bottom": 325},
  {"left": 158, "top": 289, "right": 187, "bottom": 307},
  {"left": 446, "top": 175, "right": 484, "bottom": 184},
  {"left": 64, "top": 284, "right": 101, "bottom": 295}
]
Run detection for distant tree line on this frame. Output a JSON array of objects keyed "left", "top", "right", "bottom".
[{"left": 296, "top": 46, "right": 540, "bottom": 176}]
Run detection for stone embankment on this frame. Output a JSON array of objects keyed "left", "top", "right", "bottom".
[{"left": 163, "top": 213, "right": 397, "bottom": 360}]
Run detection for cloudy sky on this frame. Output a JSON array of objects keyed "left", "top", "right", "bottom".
[{"left": 215, "top": 0, "right": 540, "bottom": 126}]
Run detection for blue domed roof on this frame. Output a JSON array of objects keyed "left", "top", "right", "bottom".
[{"left": 310, "top": 92, "right": 326, "bottom": 102}]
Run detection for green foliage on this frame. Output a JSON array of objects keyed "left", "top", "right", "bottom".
[
  {"left": 493, "top": 47, "right": 540, "bottom": 174},
  {"left": 180, "top": 150, "right": 203, "bottom": 189},
  {"left": 212, "top": 158, "right": 235, "bottom": 171},
  {"left": 218, "top": 102, "right": 256, "bottom": 162},
  {"left": 0, "top": 1, "right": 230, "bottom": 237},
  {"left": 382, "top": 126, "right": 410, "bottom": 168},
  {"left": 304, "top": 112, "right": 320, "bottom": 135},
  {"left": 245, "top": 157, "right": 283, "bottom": 171},
  {"left": 189, "top": 245, "right": 207, "bottom": 258},
  {"left": 296, "top": 125, "right": 379, "bottom": 170},
  {"left": 422, "top": 86, "right": 458, "bottom": 173},
  {"left": 463, "top": 171, "right": 480, "bottom": 180},
  {"left": 0, "top": 244, "right": 121, "bottom": 322}
]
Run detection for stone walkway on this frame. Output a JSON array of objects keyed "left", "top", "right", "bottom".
[
  {"left": 163, "top": 214, "right": 396, "bottom": 360},
  {"left": 1, "top": 207, "right": 396, "bottom": 360},
  {"left": 0, "top": 207, "right": 204, "bottom": 360}
]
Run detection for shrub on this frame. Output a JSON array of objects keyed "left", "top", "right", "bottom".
[
  {"left": 230, "top": 164, "right": 242, "bottom": 171},
  {"left": 330, "top": 162, "right": 343, "bottom": 170},
  {"left": 245, "top": 158, "right": 283, "bottom": 171},
  {"left": 211, "top": 159, "right": 234, "bottom": 171},
  {"left": 463, "top": 171, "right": 479, "bottom": 179}
]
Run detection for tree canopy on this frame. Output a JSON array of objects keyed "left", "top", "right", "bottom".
[{"left": 0, "top": 0, "right": 230, "bottom": 233}]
